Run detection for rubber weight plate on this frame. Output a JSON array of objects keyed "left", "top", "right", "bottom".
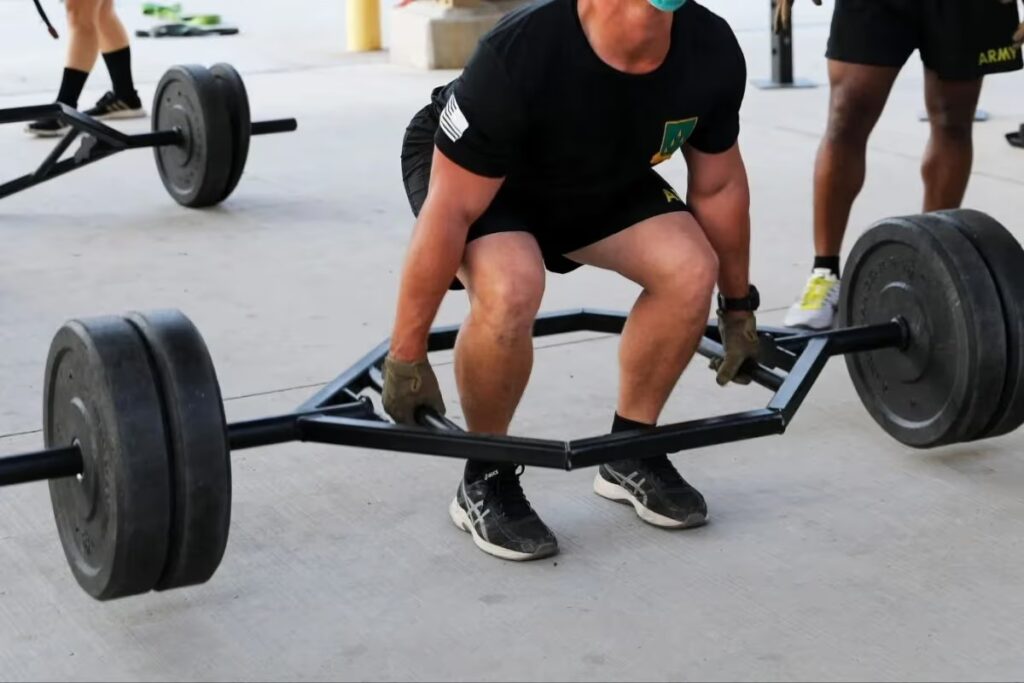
[
  {"left": 934, "top": 209, "right": 1024, "bottom": 439},
  {"left": 839, "top": 215, "right": 1007, "bottom": 448},
  {"left": 210, "top": 63, "right": 251, "bottom": 203},
  {"left": 126, "top": 310, "right": 231, "bottom": 591},
  {"left": 44, "top": 316, "right": 171, "bottom": 600},
  {"left": 152, "top": 65, "right": 233, "bottom": 207}
]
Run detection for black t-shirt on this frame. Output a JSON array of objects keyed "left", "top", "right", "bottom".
[{"left": 429, "top": 0, "right": 747, "bottom": 201}]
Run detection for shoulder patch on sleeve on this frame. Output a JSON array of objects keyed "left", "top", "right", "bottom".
[{"left": 439, "top": 94, "right": 470, "bottom": 142}]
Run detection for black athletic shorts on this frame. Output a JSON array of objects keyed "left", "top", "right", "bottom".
[
  {"left": 826, "top": 0, "right": 1023, "bottom": 80},
  {"left": 401, "top": 104, "right": 690, "bottom": 285}
]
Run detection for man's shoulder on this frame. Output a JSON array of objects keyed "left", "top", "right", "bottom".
[
  {"left": 480, "top": 0, "right": 568, "bottom": 60},
  {"left": 684, "top": 2, "right": 736, "bottom": 34},
  {"left": 680, "top": 3, "right": 744, "bottom": 63}
]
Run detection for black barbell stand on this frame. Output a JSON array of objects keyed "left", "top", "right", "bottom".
[{"left": 753, "top": 0, "right": 817, "bottom": 90}]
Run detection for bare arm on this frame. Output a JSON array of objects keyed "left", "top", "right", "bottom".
[
  {"left": 683, "top": 142, "right": 751, "bottom": 300},
  {"left": 389, "top": 148, "right": 504, "bottom": 362}
]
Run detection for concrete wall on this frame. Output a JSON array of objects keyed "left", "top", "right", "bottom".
[{"left": 390, "top": 0, "right": 531, "bottom": 69}]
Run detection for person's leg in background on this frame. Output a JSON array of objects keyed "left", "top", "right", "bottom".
[
  {"left": 26, "top": 0, "right": 103, "bottom": 136},
  {"left": 87, "top": 0, "right": 145, "bottom": 119},
  {"left": 784, "top": 0, "right": 914, "bottom": 329},
  {"left": 783, "top": 60, "right": 900, "bottom": 330},
  {"left": 920, "top": 71, "right": 983, "bottom": 211}
]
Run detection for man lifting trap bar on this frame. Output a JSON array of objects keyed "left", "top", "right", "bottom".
[{"left": 384, "top": 0, "right": 759, "bottom": 561}]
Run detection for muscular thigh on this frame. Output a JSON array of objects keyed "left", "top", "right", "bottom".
[{"left": 566, "top": 211, "right": 714, "bottom": 291}]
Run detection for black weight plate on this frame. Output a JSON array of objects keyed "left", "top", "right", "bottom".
[
  {"left": 934, "top": 209, "right": 1024, "bottom": 439},
  {"left": 126, "top": 310, "right": 231, "bottom": 591},
  {"left": 152, "top": 65, "right": 233, "bottom": 208},
  {"left": 44, "top": 316, "right": 171, "bottom": 600},
  {"left": 839, "top": 215, "right": 1006, "bottom": 448},
  {"left": 210, "top": 63, "right": 251, "bottom": 203}
]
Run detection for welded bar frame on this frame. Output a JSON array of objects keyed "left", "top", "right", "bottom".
[
  {"left": 0, "top": 310, "right": 908, "bottom": 487},
  {"left": 293, "top": 309, "right": 902, "bottom": 470}
]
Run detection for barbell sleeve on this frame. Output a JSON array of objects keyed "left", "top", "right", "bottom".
[
  {"left": 0, "top": 399, "right": 372, "bottom": 488},
  {"left": 250, "top": 118, "right": 298, "bottom": 136},
  {"left": 0, "top": 445, "right": 83, "bottom": 487}
]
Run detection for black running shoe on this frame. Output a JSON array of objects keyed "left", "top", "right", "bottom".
[
  {"left": 594, "top": 456, "right": 708, "bottom": 529},
  {"left": 449, "top": 465, "right": 558, "bottom": 561},
  {"left": 24, "top": 117, "right": 70, "bottom": 138},
  {"left": 84, "top": 91, "right": 146, "bottom": 120}
]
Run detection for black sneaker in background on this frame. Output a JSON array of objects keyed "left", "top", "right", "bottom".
[
  {"left": 594, "top": 456, "right": 708, "bottom": 529},
  {"left": 84, "top": 91, "right": 146, "bottom": 120},
  {"left": 449, "top": 465, "right": 558, "bottom": 561},
  {"left": 24, "top": 117, "right": 70, "bottom": 138}
]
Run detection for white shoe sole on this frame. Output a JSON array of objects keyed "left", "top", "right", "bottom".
[
  {"left": 593, "top": 475, "right": 707, "bottom": 529},
  {"left": 25, "top": 126, "right": 70, "bottom": 138},
  {"left": 783, "top": 311, "right": 836, "bottom": 331},
  {"left": 448, "top": 498, "right": 555, "bottom": 562},
  {"left": 92, "top": 109, "right": 147, "bottom": 121}
]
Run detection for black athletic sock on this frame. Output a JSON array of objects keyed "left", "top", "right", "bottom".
[
  {"left": 813, "top": 256, "right": 841, "bottom": 279},
  {"left": 102, "top": 46, "right": 137, "bottom": 101},
  {"left": 56, "top": 68, "right": 89, "bottom": 109},
  {"left": 612, "top": 413, "right": 654, "bottom": 433}
]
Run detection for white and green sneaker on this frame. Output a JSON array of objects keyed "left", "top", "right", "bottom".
[{"left": 784, "top": 268, "right": 841, "bottom": 330}]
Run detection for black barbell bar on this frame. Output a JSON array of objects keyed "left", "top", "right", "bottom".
[
  {"left": 0, "top": 399, "right": 373, "bottom": 488},
  {"left": 127, "top": 117, "right": 298, "bottom": 150},
  {"left": 0, "top": 320, "right": 911, "bottom": 489}
]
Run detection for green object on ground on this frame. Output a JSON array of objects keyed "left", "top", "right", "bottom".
[
  {"left": 142, "top": 4, "right": 221, "bottom": 26},
  {"left": 142, "top": 3, "right": 183, "bottom": 20}
]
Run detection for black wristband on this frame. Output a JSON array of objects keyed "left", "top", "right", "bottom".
[{"left": 718, "top": 284, "right": 760, "bottom": 312}]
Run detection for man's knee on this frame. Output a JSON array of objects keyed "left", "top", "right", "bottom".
[
  {"left": 825, "top": 86, "right": 887, "bottom": 144},
  {"left": 647, "top": 237, "right": 718, "bottom": 304},
  {"left": 928, "top": 108, "right": 974, "bottom": 143},
  {"left": 469, "top": 265, "right": 545, "bottom": 335},
  {"left": 65, "top": 0, "right": 100, "bottom": 29}
]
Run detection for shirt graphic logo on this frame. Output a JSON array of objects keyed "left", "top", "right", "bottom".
[
  {"left": 651, "top": 117, "right": 699, "bottom": 165},
  {"left": 663, "top": 189, "right": 682, "bottom": 203},
  {"left": 440, "top": 95, "right": 470, "bottom": 142}
]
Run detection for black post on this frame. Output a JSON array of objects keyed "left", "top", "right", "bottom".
[{"left": 753, "top": 0, "right": 817, "bottom": 89}]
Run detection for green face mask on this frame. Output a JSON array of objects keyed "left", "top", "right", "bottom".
[{"left": 648, "top": 0, "right": 688, "bottom": 11}]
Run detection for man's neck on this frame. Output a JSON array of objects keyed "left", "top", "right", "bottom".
[{"left": 577, "top": 0, "right": 674, "bottom": 74}]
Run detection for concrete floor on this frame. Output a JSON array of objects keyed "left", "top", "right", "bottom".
[{"left": 2, "top": 0, "right": 1024, "bottom": 680}]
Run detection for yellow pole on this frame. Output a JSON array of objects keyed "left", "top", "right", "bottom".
[{"left": 347, "top": 0, "right": 382, "bottom": 52}]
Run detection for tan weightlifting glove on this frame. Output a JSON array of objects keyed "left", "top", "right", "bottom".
[
  {"left": 773, "top": 0, "right": 822, "bottom": 34},
  {"left": 712, "top": 313, "right": 760, "bottom": 386},
  {"left": 382, "top": 355, "right": 446, "bottom": 425}
]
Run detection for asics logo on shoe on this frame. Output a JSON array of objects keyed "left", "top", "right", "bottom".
[{"left": 604, "top": 469, "right": 649, "bottom": 506}]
